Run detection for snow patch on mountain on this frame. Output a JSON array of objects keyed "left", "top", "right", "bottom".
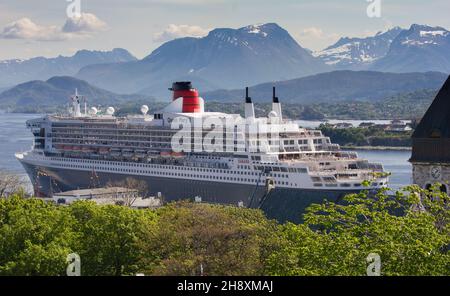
[
  {"left": 244, "top": 24, "right": 268, "bottom": 37},
  {"left": 420, "top": 30, "right": 448, "bottom": 37},
  {"left": 369, "top": 24, "right": 450, "bottom": 73},
  {"left": 313, "top": 27, "right": 403, "bottom": 68}
]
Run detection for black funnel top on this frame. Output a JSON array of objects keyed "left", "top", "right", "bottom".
[
  {"left": 169, "top": 81, "right": 192, "bottom": 91},
  {"left": 273, "top": 86, "right": 279, "bottom": 103},
  {"left": 245, "top": 87, "right": 252, "bottom": 103}
]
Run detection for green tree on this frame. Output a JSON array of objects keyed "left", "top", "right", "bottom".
[
  {"left": 0, "top": 196, "right": 76, "bottom": 275},
  {"left": 68, "top": 201, "right": 157, "bottom": 276},
  {"left": 137, "top": 202, "right": 283, "bottom": 276},
  {"left": 267, "top": 186, "right": 450, "bottom": 275}
]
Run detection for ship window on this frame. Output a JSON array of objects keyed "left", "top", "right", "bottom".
[{"left": 311, "top": 177, "right": 321, "bottom": 182}]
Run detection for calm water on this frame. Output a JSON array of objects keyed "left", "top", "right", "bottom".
[
  {"left": 0, "top": 113, "right": 412, "bottom": 190},
  {"left": 0, "top": 112, "right": 38, "bottom": 174},
  {"left": 355, "top": 149, "right": 412, "bottom": 190}
]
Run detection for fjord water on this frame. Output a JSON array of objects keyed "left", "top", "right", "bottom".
[
  {"left": 354, "top": 149, "right": 412, "bottom": 190},
  {"left": 0, "top": 112, "right": 412, "bottom": 191}
]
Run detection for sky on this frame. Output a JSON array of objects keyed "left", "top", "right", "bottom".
[{"left": 0, "top": 0, "right": 450, "bottom": 60}]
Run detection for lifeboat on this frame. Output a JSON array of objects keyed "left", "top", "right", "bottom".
[
  {"left": 171, "top": 152, "right": 185, "bottom": 158},
  {"left": 63, "top": 145, "right": 73, "bottom": 151},
  {"left": 110, "top": 148, "right": 121, "bottom": 157},
  {"left": 122, "top": 149, "right": 133, "bottom": 157},
  {"left": 99, "top": 147, "right": 110, "bottom": 155},
  {"left": 135, "top": 150, "right": 146, "bottom": 158},
  {"left": 160, "top": 151, "right": 171, "bottom": 157},
  {"left": 82, "top": 146, "right": 94, "bottom": 153},
  {"left": 72, "top": 146, "right": 82, "bottom": 152}
]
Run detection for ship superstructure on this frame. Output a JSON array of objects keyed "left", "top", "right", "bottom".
[{"left": 16, "top": 82, "right": 388, "bottom": 222}]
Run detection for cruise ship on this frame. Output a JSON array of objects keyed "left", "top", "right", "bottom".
[{"left": 16, "top": 82, "right": 388, "bottom": 222}]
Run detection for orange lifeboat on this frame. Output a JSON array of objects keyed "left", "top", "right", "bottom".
[
  {"left": 82, "top": 146, "right": 94, "bottom": 153},
  {"left": 99, "top": 147, "right": 110, "bottom": 155},
  {"left": 160, "top": 151, "right": 171, "bottom": 157},
  {"left": 171, "top": 152, "right": 185, "bottom": 158}
]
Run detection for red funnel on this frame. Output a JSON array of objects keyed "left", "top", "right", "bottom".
[{"left": 170, "top": 82, "right": 201, "bottom": 113}]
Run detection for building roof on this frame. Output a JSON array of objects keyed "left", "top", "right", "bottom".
[
  {"left": 54, "top": 187, "right": 137, "bottom": 197},
  {"left": 413, "top": 75, "right": 450, "bottom": 139}
]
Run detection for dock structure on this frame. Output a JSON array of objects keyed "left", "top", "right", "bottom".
[{"left": 52, "top": 187, "right": 162, "bottom": 209}]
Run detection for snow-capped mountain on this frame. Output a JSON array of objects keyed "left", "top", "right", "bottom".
[
  {"left": 77, "top": 23, "right": 329, "bottom": 96},
  {"left": 370, "top": 24, "right": 450, "bottom": 73},
  {"left": 0, "top": 48, "right": 137, "bottom": 88},
  {"left": 313, "top": 27, "right": 403, "bottom": 69}
]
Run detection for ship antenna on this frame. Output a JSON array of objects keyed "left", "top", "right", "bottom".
[{"left": 84, "top": 96, "right": 87, "bottom": 116}]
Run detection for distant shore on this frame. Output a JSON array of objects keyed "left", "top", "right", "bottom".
[{"left": 342, "top": 145, "right": 412, "bottom": 151}]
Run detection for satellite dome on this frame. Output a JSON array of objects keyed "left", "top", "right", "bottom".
[
  {"left": 268, "top": 110, "right": 278, "bottom": 118},
  {"left": 106, "top": 107, "right": 115, "bottom": 115},
  {"left": 89, "top": 107, "right": 98, "bottom": 115},
  {"left": 140, "top": 105, "right": 149, "bottom": 115}
]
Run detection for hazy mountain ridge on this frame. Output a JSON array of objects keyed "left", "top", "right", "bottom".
[
  {"left": 0, "top": 76, "right": 152, "bottom": 108},
  {"left": 202, "top": 71, "right": 448, "bottom": 103},
  {"left": 0, "top": 48, "right": 137, "bottom": 88}
]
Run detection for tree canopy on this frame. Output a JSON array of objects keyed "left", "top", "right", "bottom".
[{"left": 0, "top": 185, "right": 448, "bottom": 276}]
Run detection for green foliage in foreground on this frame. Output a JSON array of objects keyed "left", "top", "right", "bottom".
[{"left": 0, "top": 185, "right": 448, "bottom": 276}]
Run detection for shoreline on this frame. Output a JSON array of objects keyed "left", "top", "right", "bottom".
[{"left": 342, "top": 145, "right": 412, "bottom": 151}]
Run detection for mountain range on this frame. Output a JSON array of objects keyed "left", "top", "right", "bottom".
[
  {"left": 315, "top": 24, "right": 450, "bottom": 73},
  {"left": 370, "top": 24, "right": 450, "bottom": 73},
  {"left": 313, "top": 27, "right": 403, "bottom": 69},
  {"left": 0, "top": 76, "right": 151, "bottom": 108},
  {"left": 0, "top": 48, "right": 136, "bottom": 88},
  {"left": 0, "top": 22, "right": 449, "bottom": 103},
  {"left": 76, "top": 23, "right": 328, "bottom": 96},
  {"left": 202, "top": 71, "right": 448, "bottom": 103},
  {"left": 74, "top": 23, "right": 450, "bottom": 96},
  {"left": 2, "top": 71, "right": 446, "bottom": 110}
]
